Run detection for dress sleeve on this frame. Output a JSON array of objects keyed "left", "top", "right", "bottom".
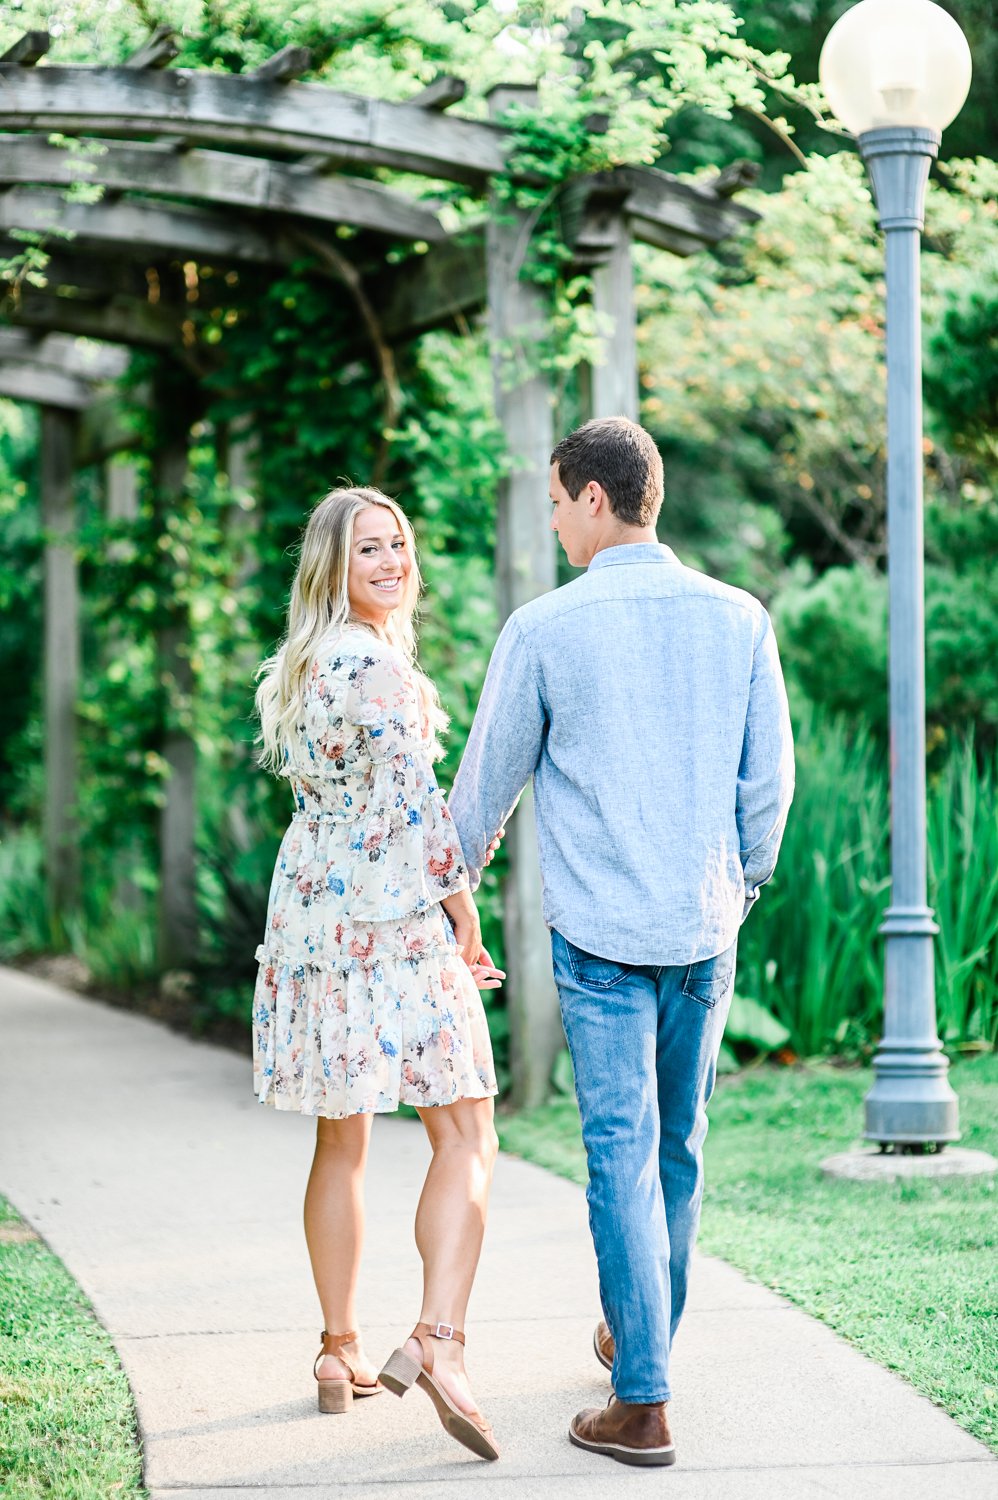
[
  {"left": 339, "top": 647, "right": 422, "bottom": 763},
  {"left": 333, "top": 642, "right": 470, "bottom": 913}
]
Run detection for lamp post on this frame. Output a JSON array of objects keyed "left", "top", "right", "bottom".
[{"left": 819, "top": 0, "right": 972, "bottom": 1148}]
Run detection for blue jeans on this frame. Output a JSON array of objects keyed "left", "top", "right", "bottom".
[{"left": 551, "top": 930, "right": 737, "bottom": 1404}]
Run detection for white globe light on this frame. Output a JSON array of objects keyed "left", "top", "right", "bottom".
[{"left": 819, "top": 0, "right": 972, "bottom": 135}]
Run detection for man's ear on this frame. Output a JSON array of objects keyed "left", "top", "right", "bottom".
[{"left": 587, "top": 482, "right": 605, "bottom": 514}]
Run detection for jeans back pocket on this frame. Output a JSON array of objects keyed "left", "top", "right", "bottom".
[
  {"left": 681, "top": 940, "right": 737, "bottom": 1008},
  {"left": 565, "top": 940, "right": 631, "bottom": 991}
]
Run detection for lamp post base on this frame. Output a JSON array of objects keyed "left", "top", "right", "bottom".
[
  {"left": 822, "top": 1147, "right": 995, "bottom": 1182},
  {"left": 865, "top": 906, "right": 960, "bottom": 1145},
  {"left": 864, "top": 1052, "right": 960, "bottom": 1146}
]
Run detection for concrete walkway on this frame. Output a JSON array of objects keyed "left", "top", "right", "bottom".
[{"left": 1, "top": 967, "right": 995, "bottom": 1499}]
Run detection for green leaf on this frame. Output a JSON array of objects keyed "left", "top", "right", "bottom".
[
  {"left": 725, "top": 994, "right": 791, "bottom": 1052},
  {"left": 551, "top": 1047, "right": 575, "bottom": 1098},
  {"left": 716, "top": 1040, "right": 741, "bottom": 1074}
]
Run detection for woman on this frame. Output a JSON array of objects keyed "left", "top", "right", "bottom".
[{"left": 253, "top": 487, "right": 503, "bottom": 1462}]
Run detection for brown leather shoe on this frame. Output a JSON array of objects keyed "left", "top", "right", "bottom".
[
  {"left": 593, "top": 1319, "right": 614, "bottom": 1372},
  {"left": 570, "top": 1395, "right": 676, "bottom": 1467}
]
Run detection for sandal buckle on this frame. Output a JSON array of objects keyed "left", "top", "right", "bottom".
[{"left": 434, "top": 1322, "right": 455, "bottom": 1340}]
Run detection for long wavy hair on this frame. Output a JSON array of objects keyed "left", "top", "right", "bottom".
[{"left": 255, "top": 487, "right": 446, "bottom": 773}]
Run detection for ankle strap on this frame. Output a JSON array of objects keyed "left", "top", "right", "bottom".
[
  {"left": 319, "top": 1329, "right": 358, "bottom": 1354},
  {"left": 315, "top": 1329, "right": 360, "bottom": 1382},
  {"left": 412, "top": 1320, "right": 466, "bottom": 1346}
]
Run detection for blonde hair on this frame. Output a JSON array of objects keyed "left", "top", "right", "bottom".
[{"left": 255, "top": 486, "right": 446, "bottom": 773}]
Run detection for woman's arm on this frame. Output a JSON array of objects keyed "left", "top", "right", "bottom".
[{"left": 440, "top": 887, "right": 504, "bottom": 991}]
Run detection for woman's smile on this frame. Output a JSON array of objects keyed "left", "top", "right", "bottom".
[{"left": 347, "top": 505, "right": 412, "bottom": 625}]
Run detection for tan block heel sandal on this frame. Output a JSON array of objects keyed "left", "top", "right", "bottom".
[
  {"left": 379, "top": 1322, "right": 499, "bottom": 1461},
  {"left": 314, "top": 1329, "right": 383, "bottom": 1414}
]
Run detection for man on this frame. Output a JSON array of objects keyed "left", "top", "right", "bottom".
[{"left": 449, "top": 416, "right": 794, "bottom": 1467}]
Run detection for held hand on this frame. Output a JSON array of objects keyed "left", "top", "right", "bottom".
[
  {"left": 470, "top": 944, "right": 506, "bottom": 992},
  {"left": 440, "top": 891, "right": 506, "bottom": 991},
  {"left": 483, "top": 826, "right": 506, "bottom": 869}
]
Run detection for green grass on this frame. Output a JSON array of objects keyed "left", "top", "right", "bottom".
[
  {"left": 0, "top": 1197, "right": 146, "bottom": 1499},
  {"left": 498, "top": 1054, "right": 998, "bottom": 1453}
]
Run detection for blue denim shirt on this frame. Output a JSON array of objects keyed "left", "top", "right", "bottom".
[{"left": 448, "top": 542, "right": 795, "bottom": 966}]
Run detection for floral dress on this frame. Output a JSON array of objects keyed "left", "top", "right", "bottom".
[{"left": 252, "top": 627, "right": 497, "bottom": 1118}]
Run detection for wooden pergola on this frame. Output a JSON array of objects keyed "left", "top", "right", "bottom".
[{"left": 0, "top": 28, "right": 759, "bottom": 1106}]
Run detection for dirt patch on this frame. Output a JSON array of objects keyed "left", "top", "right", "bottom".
[{"left": 0, "top": 1221, "right": 40, "bottom": 1244}]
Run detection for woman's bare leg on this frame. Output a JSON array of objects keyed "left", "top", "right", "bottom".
[
  {"left": 304, "top": 1113, "right": 380, "bottom": 1383},
  {"left": 404, "top": 1096, "right": 499, "bottom": 1414}
]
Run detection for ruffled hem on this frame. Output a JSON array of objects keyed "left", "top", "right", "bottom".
[
  {"left": 252, "top": 914, "right": 497, "bottom": 1119},
  {"left": 255, "top": 1078, "right": 498, "bottom": 1120},
  {"left": 254, "top": 935, "right": 452, "bottom": 972}
]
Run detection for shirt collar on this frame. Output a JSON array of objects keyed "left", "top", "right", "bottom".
[{"left": 587, "top": 542, "right": 679, "bottom": 572}]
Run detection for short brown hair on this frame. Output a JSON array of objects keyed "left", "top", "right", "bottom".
[{"left": 551, "top": 417, "right": 664, "bottom": 527}]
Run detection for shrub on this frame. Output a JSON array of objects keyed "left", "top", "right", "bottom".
[{"left": 739, "top": 706, "right": 998, "bottom": 1055}]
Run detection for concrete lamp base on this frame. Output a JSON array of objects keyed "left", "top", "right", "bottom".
[{"left": 821, "top": 1147, "right": 998, "bottom": 1183}]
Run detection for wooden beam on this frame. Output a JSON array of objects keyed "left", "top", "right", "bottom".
[
  {"left": 0, "top": 30, "right": 50, "bottom": 65},
  {"left": 0, "top": 136, "right": 447, "bottom": 242},
  {"left": 1, "top": 229, "right": 485, "bottom": 350},
  {"left": 0, "top": 360, "right": 93, "bottom": 408},
  {"left": 413, "top": 75, "right": 466, "bottom": 111},
  {"left": 41, "top": 405, "right": 82, "bottom": 928},
  {"left": 124, "top": 25, "right": 179, "bottom": 71},
  {"left": 626, "top": 216, "right": 709, "bottom": 258},
  {"left": 378, "top": 236, "right": 485, "bottom": 338},
  {"left": 0, "top": 239, "right": 187, "bottom": 304},
  {"left": 0, "top": 350, "right": 151, "bottom": 461},
  {"left": 570, "top": 165, "right": 759, "bottom": 259},
  {"left": 0, "top": 187, "right": 312, "bottom": 267},
  {"left": 710, "top": 159, "right": 761, "bottom": 198},
  {"left": 0, "top": 67, "right": 506, "bottom": 185},
  {"left": 486, "top": 85, "right": 561, "bottom": 1113},
  {"left": 250, "top": 44, "right": 311, "bottom": 83},
  {"left": 0, "top": 328, "right": 129, "bottom": 382},
  {"left": 618, "top": 166, "right": 759, "bottom": 246},
  {"left": 4, "top": 286, "right": 182, "bottom": 349}
]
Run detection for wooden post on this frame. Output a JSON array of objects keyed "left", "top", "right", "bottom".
[
  {"left": 105, "top": 456, "right": 139, "bottom": 522},
  {"left": 590, "top": 216, "right": 639, "bottom": 421},
  {"left": 104, "top": 456, "right": 143, "bottom": 914},
  {"left": 154, "top": 435, "right": 198, "bottom": 972},
  {"left": 487, "top": 86, "right": 562, "bottom": 1110},
  {"left": 216, "top": 415, "right": 259, "bottom": 857},
  {"left": 41, "top": 404, "right": 81, "bottom": 930}
]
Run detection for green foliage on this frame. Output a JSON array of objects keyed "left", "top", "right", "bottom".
[
  {"left": 928, "top": 740, "right": 998, "bottom": 1046},
  {"left": 924, "top": 255, "right": 998, "bottom": 455},
  {"left": 737, "top": 704, "right": 889, "bottom": 1058},
  {"left": 645, "top": 150, "right": 998, "bottom": 579},
  {"left": 772, "top": 566, "right": 888, "bottom": 735},
  {"left": 737, "top": 706, "right": 998, "bottom": 1056},
  {"left": 0, "top": 1197, "right": 145, "bottom": 1498},
  {"left": 70, "top": 902, "right": 159, "bottom": 992},
  {"left": 0, "top": 829, "right": 53, "bottom": 961},
  {"left": 0, "top": 403, "right": 41, "bottom": 815},
  {"left": 769, "top": 492, "right": 998, "bottom": 751},
  {"left": 725, "top": 992, "right": 791, "bottom": 1052}
]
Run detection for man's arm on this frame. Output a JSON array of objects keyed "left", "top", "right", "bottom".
[
  {"left": 449, "top": 612, "right": 547, "bottom": 890},
  {"left": 737, "top": 609, "right": 795, "bottom": 920}
]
